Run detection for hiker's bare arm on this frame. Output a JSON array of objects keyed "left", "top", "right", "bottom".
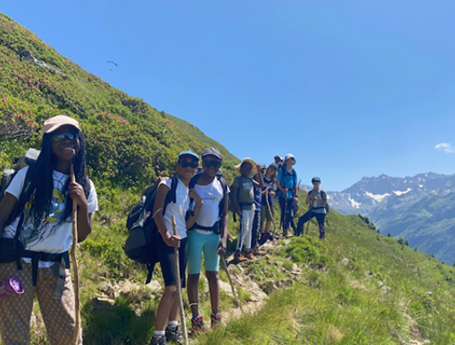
[
  {"left": 154, "top": 184, "right": 180, "bottom": 247},
  {"left": 255, "top": 166, "right": 264, "bottom": 189},
  {"left": 219, "top": 193, "right": 229, "bottom": 255},
  {"left": 252, "top": 179, "right": 261, "bottom": 188},
  {"left": 0, "top": 193, "right": 17, "bottom": 238},
  {"left": 186, "top": 189, "right": 203, "bottom": 228},
  {"left": 231, "top": 186, "right": 241, "bottom": 216}
]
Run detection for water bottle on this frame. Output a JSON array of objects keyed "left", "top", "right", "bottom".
[{"left": 0, "top": 278, "right": 24, "bottom": 302}]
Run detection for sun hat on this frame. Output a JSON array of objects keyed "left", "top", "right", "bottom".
[
  {"left": 178, "top": 150, "right": 199, "bottom": 161},
  {"left": 201, "top": 147, "right": 222, "bottom": 160},
  {"left": 42, "top": 115, "right": 80, "bottom": 135},
  {"left": 235, "top": 158, "right": 258, "bottom": 177}
]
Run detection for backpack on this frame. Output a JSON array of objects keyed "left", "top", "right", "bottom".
[
  {"left": 188, "top": 173, "right": 229, "bottom": 232},
  {"left": 124, "top": 177, "right": 178, "bottom": 284},
  {"left": 229, "top": 176, "right": 254, "bottom": 221},
  {"left": 308, "top": 189, "right": 330, "bottom": 214},
  {"left": 280, "top": 167, "right": 297, "bottom": 195},
  {"left": 0, "top": 148, "right": 40, "bottom": 203}
]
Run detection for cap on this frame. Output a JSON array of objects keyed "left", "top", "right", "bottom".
[
  {"left": 274, "top": 155, "right": 283, "bottom": 162},
  {"left": 311, "top": 177, "right": 321, "bottom": 183},
  {"left": 178, "top": 150, "right": 199, "bottom": 161},
  {"left": 201, "top": 147, "right": 222, "bottom": 160},
  {"left": 42, "top": 115, "right": 80, "bottom": 135},
  {"left": 268, "top": 163, "right": 279, "bottom": 170},
  {"left": 284, "top": 154, "right": 296, "bottom": 162}
]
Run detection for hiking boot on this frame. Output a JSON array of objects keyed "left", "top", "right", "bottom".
[
  {"left": 165, "top": 325, "right": 183, "bottom": 344},
  {"left": 210, "top": 312, "right": 222, "bottom": 328},
  {"left": 258, "top": 233, "right": 268, "bottom": 245},
  {"left": 191, "top": 315, "right": 207, "bottom": 333},
  {"left": 234, "top": 251, "right": 244, "bottom": 262},
  {"left": 150, "top": 335, "right": 167, "bottom": 345},
  {"left": 245, "top": 251, "right": 256, "bottom": 260}
]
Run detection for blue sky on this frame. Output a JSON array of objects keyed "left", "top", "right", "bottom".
[{"left": 3, "top": 1, "right": 455, "bottom": 191}]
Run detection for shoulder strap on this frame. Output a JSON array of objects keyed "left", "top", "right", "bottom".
[
  {"left": 168, "top": 177, "right": 179, "bottom": 204},
  {"left": 6, "top": 166, "right": 36, "bottom": 228},
  {"left": 189, "top": 173, "right": 202, "bottom": 189}
]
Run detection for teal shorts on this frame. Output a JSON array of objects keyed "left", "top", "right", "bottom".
[{"left": 187, "top": 231, "right": 221, "bottom": 274}]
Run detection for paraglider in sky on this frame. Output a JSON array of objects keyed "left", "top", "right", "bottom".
[{"left": 106, "top": 60, "right": 118, "bottom": 71}]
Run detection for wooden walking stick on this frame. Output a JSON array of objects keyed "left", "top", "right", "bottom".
[
  {"left": 265, "top": 189, "right": 277, "bottom": 239},
  {"left": 70, "top": 165, "right": 81, "bottom": 345},
  {"left": 171, "top": 215, "right": 189, "bottom": 345},
  {"left": 220, "top": 255, "right": 244, "bottom": 314}
]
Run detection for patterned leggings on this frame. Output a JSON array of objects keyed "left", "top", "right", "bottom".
[{"left": 0, "top": 261, "right": 81, "bottom": 345}]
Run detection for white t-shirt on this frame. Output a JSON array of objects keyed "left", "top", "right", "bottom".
[
  {"left": 159, "top": 178, "right": 190, "bottom": 239},
  {"left": 3, "top": 167, "right": 98, "bottom": 267},
  {"left": 193, "top": 178, "right": 226, "bottom": 234}
]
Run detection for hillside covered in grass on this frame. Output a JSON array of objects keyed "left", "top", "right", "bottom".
[{"left": 1, "top": 11, "right": 455, "bottom": 345}]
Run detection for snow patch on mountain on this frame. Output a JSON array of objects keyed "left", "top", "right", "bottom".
[
  {"left": 393, "top": 188, "right": 412, "bottom": 196},
  {"left": 365, "top": 191, "right": 390, "bottom": 203},
  {"left": 348, "top": 196, "right": 361, "bottom": 208}
]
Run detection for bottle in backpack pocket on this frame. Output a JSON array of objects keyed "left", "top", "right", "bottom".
[{"left": 0, "top": 277, "right": 24, "bottom": 302}]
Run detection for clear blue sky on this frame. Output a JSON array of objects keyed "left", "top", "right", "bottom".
[{"left": 3, "top": 1, "right": 455, "bottom": 191}]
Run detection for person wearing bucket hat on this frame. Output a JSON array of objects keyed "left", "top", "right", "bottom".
[
  {"left": 231, "top": 158, "right": 262, "bottom": 261},
  {"left": 276, "top": 154, "right": 298, "bottom": 236},
  {"left": 0, "top": 115, "right": 98, "bottom": 345},
  {"left": 296, "top": 177, "right": 328, "bottom": 239},
  {"left": 151, "top": 150, "right": 203, "bottom": 345}
]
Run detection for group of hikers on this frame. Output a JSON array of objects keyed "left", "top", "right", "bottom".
[{"left": 0, "top": 115, "right": 329, "bottom": 345}]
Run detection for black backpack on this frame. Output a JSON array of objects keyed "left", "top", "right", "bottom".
[
  {"left": 188, "top": 173, "right": 229, "bottom": 232},
  {"left": 124, "top": 177, "right": 178, "bottom": 283}
]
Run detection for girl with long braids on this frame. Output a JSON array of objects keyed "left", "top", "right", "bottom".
[{"left": 0, "top": 115, "right": 98, "bottom": 345}]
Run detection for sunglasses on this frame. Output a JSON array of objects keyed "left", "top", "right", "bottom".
[
  {"left": 52, "top": 132, "right": 78, "bottom": 141},
  {"left": 179, "top": 160, "right": 199, "bottom": 168},
  {"left": 203, "top": 160, "right": 222, "bottom": 168}
]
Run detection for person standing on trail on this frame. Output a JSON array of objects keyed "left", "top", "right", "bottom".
[
  {"left": 231, "top": 158, "right": 262, "bottom": 261},
  {"left": 276, "top": 154, "right": 298, "bottom": 237},
  {"left": 296, "top": 177, "right": 328, "bottom": 239},
  {"left": 259, "top": 163, "right": 278, "bottom": 244},
  {"left": 151, "top": 151, "right": 202, "bottom": 345},
  {"left": 0, "top": 115, "right": 98, "bottom": 345},
  {"left": 251, "top": 166, "right": 264, "bottom": 254},
  {"left": 186, "top": 148, "right": 229, "bottom": 333}
]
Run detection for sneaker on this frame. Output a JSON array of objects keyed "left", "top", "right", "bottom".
[
  {"left": 245, "top": 251, "right": 256, "bottom": 260},
  {"left": 234, "top": 251, "right": 244, "bottom": 262},
  {"left": 191, "top": 315, "right": 207, "bottom": 333},
  {"left": 165, "top": 325, "right": 183, "bottom": 344},
  {"left": 210, "top": 312, "right": 222, "bottom": 328},
  {"left": 150, "top": 335, "right": 166, "bottom": 345}
]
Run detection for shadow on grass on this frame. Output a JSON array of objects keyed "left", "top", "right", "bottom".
[{"left": 83, "top": 297, "right": 156, "bottom": 345}]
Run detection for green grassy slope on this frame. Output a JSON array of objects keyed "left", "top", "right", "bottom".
[
  {"left": 0, "top": 12, "right": 238, "bottom": 186},
  {"left": 1, "top": 12, "right": 455, "bottom": 345}
]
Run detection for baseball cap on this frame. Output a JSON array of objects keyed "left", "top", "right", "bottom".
[
  {"left": 312, "top": 177, "right": 321, "bottom": 183},
  {"left": 178, "top": 150, "right": 199, "bottom": 161},
  {"left": 201, "top": 147, "right": 223, "bottom": 160},
  {"left": 42, "top": 115, "right": 80, "bottom": 135}
]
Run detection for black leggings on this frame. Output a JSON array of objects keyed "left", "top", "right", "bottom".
[
  {"left": 279, "top": 197, "right": 294, "bottom": 234},
  {"left": 297, "top": 211, "right": 326, "bottom": 239},
  {"left": 156, "top": 234, "right": 188, "bottom": 288}
]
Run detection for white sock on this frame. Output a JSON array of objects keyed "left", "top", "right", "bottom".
[
  {"left": 167, "top": 321, "right": 178, "bottom": 328},
  {"left": 154, "top": 331, "right": 165, "bottom": 338}
]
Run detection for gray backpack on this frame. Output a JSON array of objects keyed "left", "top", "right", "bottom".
[{"left": 0, "top": 148, "right": 40, "bottom": 203}]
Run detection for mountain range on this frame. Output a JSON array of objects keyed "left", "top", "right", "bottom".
[{"left": 328, "top": 172, "right": 455, "bottom": 264}]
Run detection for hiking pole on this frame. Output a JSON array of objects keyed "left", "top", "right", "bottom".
[
  {"left": 220, "top": 255, "right": 244, "bottom": 314},
  {"left": 171, "top": 215, "right": 189, "bottom": 345},
  {"left": 69, "top": 165, "right": 81, "bottom": 345},
  {"left": 265, "top": 190, "right": 277, "bottom": 239}
]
